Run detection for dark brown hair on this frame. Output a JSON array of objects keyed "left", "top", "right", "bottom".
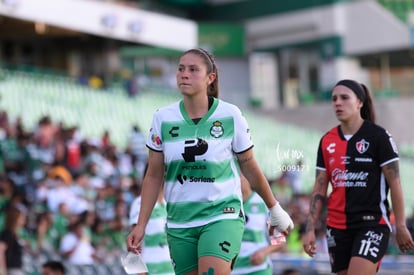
[{"left": 183, "top": 48, "right": 219, "bottom": 98}]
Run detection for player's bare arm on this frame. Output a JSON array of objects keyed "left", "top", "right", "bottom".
[
  {"left": 306, "top": 169, "right": 328, "bottom": 233},
  {"left": 382, "top": 161, "right": 414, "bottom": 252},
  {"left": 237, "top": 149, "right": 277, "bottom": 209},
  {"left": 382, "top": 161, "right": 400, "bottom": 182}
]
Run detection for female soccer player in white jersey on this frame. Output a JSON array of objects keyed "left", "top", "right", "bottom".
[
  {"left": 129, "top": 188, "right": 174, "bottom": 275},
  {"left": 302, "top": 79, "right": 414, "bottom": 274},
  {"left": 232, "top": 176, "right": 285, "bottom": 275},
  {"left": 126, "top": 48, "right": 293, "bottom": 275}
]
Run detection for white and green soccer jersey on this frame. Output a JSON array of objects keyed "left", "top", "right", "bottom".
[
  {"left": 129, "top": 196, "right": 174, "bottom": 275},
  {"left": 232, "top": 192, "right": 272, "bottom": 275},
  {"left": 147, "top": 98, "right": 253, "bottom": 228}
]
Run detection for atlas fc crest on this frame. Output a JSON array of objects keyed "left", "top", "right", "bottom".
[{"left": 356, "top": 139, "right": 369, "bottom": 154}]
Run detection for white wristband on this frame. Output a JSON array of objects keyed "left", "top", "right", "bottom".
[{"left": 269, "top": 203, "right": 294, "bottom": 232}]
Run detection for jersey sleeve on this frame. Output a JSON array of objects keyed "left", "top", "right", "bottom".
[
  {"left": 146, "top": 110, "right": 163, "bottom": 152},
  {"left": 316, "top": 138, "right": 326, "bottom": 171},
  {"left": 377, "top": 129, "right": 399, "bottom": 167},
  {"left": 232, "top": 107, "right": 254, "bottom": 154}
]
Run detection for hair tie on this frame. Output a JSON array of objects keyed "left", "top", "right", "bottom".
[{"left": 335, "top": 79, "right": 366, "bottom": 102}]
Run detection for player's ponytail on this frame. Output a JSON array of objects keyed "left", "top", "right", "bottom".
[{"left": 360, "top": 83, "right": 376, "bottom": 123}]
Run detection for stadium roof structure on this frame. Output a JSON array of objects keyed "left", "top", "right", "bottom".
[
  {"left": 0, "top": 0, "right": 198, "bottom": 51},
  {"left": 120, "top": 46, "right": 183, "bottom": 58}
]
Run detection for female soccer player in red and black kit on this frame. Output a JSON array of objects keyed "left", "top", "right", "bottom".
[{"left": 302, "top": 79, "right": 414, "bottom": 275}]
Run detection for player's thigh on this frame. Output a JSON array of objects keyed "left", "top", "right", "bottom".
[
  {"left": 350, "top": 226, "right": 390, "bottom": 263},
  {"left": 349, "top": 226, "right": 390, "bottom": 275},
  {"left": 167, "top": 218, "right": 244, "bottom": 275},
  {"left": 327, "top": 227, "right": 354, "bottom": 273},
  {"left": 199, "top": 255, "right": 232, "bottom": 275},
  {"left": 198, "top": 218, "right": 245, "bottom": 262},
  {"left": 167, "top": 226, "right": 199, "bottom": 275},
  {"left": 347, "top": 256, "right": 378, "bottom": 275},
  {"left": 198, "top": 218, "right": 244, "bottom": 275}
]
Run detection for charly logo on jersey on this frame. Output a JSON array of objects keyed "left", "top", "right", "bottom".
[
  {"left": 219, "top": 241, "right": 231, "bottom": 253},
  {"left": 356, "top": 139, "right": 369, "bottom": 154},
  {"left": 210, "top": 120, "right": 224, "bottom": 138},
  {"left": 169, "top": 126, "right": 179, "bottom": 137},
  {"left": 327, "top": 143, "right": 336, "bottom": 153}
]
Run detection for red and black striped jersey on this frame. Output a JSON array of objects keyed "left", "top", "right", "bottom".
[{"left": 316, "top": 120, "right": 399, "bottom": 230}]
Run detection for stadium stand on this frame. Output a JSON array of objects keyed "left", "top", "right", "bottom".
[
  {"left": 1, "top": 65, "right": 414, "bottom": 197},
  {"left": 2, "top": 1, "right": 414, "bottom": 274},
  {"left": 2, "top": 67, "right": 414, "bottom": 274},
  {"left": 378, "top": 0, "right": 414, "bottom": 23}
]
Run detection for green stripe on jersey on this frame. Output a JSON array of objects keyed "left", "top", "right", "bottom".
[
  {"left": 233, "top": 255, "right": 252, "bottom": 268},
  {"left": 242, "top": 229, "right": 266, "bottom": 243},
  {"left": 144, "top": 232, "right": 168, "bottom": 247},
  {"left": 167, "top": 196, "right": 240, "bottom": 224},
  {"left": 146, "top": 261, "right": 174, "bottom": 275},
  {"left": 161, "top": 117, "right": 235, "bottom": 143},
  {"left": 151, "top": 204, "right": 167, "bottom": 219}
]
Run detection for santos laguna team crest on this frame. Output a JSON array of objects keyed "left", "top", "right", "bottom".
[
  {"left": 210, "top": 120, "right": 224, "bottom": 138},
  {"left": 356, "top": 139, "right": 369, "bottom": 154}
]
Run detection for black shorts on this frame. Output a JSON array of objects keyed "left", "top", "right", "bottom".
[{"left": 326, "top": 226, "right": 390, "bottom": 273}]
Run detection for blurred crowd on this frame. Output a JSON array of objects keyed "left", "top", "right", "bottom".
[
  {"left": 0, "top": 107, "right": 323, "bottom": 269},
  {"left": 0, "top": 109, "right": 148, "bottom": 267},
  {"left": 268, "top": 166, "right": 328, "bottom": 257},
  {"left": 0, "top": 108, "right": 411, "bottom": 272}
]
